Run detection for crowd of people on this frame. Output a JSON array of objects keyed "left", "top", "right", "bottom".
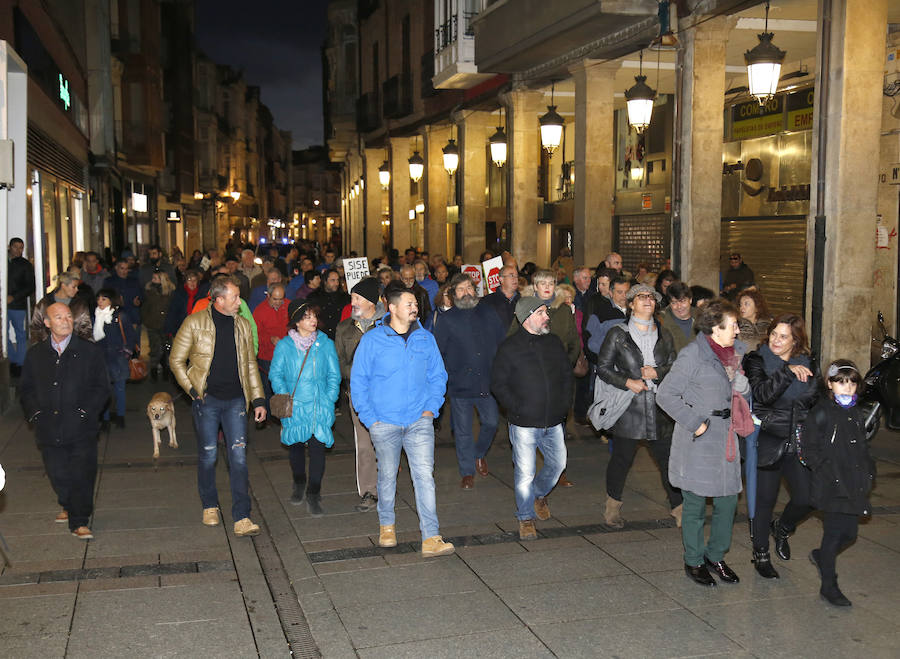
[{"left": 8, "top": 237, "right": 875, "bottom": 606}]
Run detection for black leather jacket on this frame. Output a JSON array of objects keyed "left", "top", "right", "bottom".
[{"left": 596, "top": 322, "right": 676, "bottom": 440}]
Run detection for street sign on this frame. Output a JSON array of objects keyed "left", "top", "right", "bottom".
[{"left": 343, "top": 257, "right": 370, "bottom": 291}]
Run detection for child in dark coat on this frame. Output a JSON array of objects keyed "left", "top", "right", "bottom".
[{"left": 801, "top": 359, "right": 875, "bottom": 607}]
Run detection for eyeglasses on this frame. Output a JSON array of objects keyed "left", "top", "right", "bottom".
[{"left": 633, "top": 293, "right": 656, "bottom": 301}]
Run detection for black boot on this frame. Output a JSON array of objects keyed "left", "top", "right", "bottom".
[
  {"left": 684, "top": 564, "right": 717, "bottom": 587},
  {"left": 290, "top": 482, "right": 305, "bottom": 505},
  {"left": 752, "top": 549, "right": 780, "bottom": 579},
  {"left": 306, "top": 492, "right": 324, "bottom": 517},
  {"left": 821, "top": 580, "right": 852, "bottom": 607},
  {"left": 771, "top": 517, "right": 791, "bottom": 560}
]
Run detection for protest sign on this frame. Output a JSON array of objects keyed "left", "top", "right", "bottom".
[
  {"left": 482, "top": 256, "right": 504, "bottom": 293},
  {"left": 343, "top": 257, "right": 370, "bottom": 291},
  {"left": 461, "top": 264, "right": 485, "bottom": 297}
]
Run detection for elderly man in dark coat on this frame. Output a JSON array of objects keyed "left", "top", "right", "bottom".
[
  {"left": 19, "top": 302, "right": 111, "bottom": 540},
  {"left": 433, "top": 273, "right": 506, "bottom": 489}
]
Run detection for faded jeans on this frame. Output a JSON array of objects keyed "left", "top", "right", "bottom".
[
  {"left": 192, "top": 394, "right": 251, "bottom": 522},
  {"left": 369, "top": 416, "right": 439, "bottom": 540},
  {"left": 508, "top": 423, "right": 567, "bottom": 520}
]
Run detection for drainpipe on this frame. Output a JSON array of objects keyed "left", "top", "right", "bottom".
[
  {"left": 670, "top": 35, "right": 684, "bottom": 275},
  {"left": 810, "top": 0, "right": 831, "bottom": 360}
]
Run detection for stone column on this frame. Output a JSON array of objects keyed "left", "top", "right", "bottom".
[
  {"left": 503, "top": 88, "right": 543, "bottom": 265},
  {"left": 810, "top": 0, "right": 888, "bottom": 368},
  {"left": 571, "top": 60, "right": 617, "bottom": 270},
  {"left": 389, "top": 136, "right": 411, "bottom": 253},
  {"left": 676, "top": 15, "right": 728, "bottom": 292},
  {"left": 458, "top": 112, "right": 490, "bottom": 263},
  {"left": 364, "top": 149, "right": 385, "bottom": 261},
  {"left": 424, "top": 125, "right": 452, "bottom": 257}
]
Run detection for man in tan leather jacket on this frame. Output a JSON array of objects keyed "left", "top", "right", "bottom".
[{"left": 170, "top": 274, "right": 266, "bottom": 536}]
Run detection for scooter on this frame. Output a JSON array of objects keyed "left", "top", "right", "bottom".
[{"left": 861, "top": 311, "right": 900, "bottom": 439}]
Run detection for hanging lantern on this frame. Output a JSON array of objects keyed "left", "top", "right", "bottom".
[
  {"left": 630, "top": 161, "right": 644, "bottom": 182},
  {"left": 378, "top": 160, "right": 391, "bottom": 188},
  {"left": 353, "top": 180, "right": 360, "bottom": 196},
  {"left": 744, "top": 2, "right": 785, "bottom": 106},
  {"left": 442, "top": 138, "right": 459, "bottom": 176},
  {"left": 489, "top": 125, "right": 507, "bottom": 168},
  {"left": 625, "top": 51, "right": 656, "bottom": 132},
  {"left": 539, "top": 82, "right": 564, "bottom": 155},
  {"left": 408, "top": 151, "right": 424, "bottom": 183}
]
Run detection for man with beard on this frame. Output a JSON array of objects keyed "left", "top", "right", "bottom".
[
  {"left": 335, "top": 277, "right": 385, "bottom": 512},
  {"left": 433, "top": 274, "right": 506, "bottom": 488},
  {"left": 399, "top": 264, "right": 432, "bottom": 330},
  {"left": 480, "top": 264, "right": 520, "bottom": 328},
  {"left": 308, "top": 269, "right": 351, "bottom": 340},
  {"left": 138, "top": 245, "right": 176, "bottom": 289},
  {"left": 491, "top": 297, "right": 573, "bottom": 540}
]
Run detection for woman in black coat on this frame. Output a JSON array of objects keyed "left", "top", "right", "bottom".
[
  {"left": 801, "top": 359, "right": 874, "bottom": 606},
  {"left": 742, "top": 313, "right": 819, "bottom": 579},
  {"left": 596, "top": 284, "right": 681, "bottom": 529}
]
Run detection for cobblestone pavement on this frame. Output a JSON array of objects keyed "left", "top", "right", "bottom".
[{"left": 2, "top": 376, "right": 899, "bottom": 658}]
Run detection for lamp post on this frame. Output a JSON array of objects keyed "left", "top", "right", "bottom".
[
  {"left": 409, "top": 135, "right": 424, "bottom": 183},
  {"left": 442, "top": 136, "right": 459, "bottom": 176},
  {"left": 489, "top": 106, "right": 507, "bottom": 168},
  {"left": 744, "top": 1, "right": 785, "bottom": 106}
]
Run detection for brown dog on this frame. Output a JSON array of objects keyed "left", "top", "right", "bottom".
[{"left": 147, "top": 392, "right": 177, "bottom": 458}]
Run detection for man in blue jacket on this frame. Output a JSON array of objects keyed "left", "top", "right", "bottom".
[
  {"left": 433, "top": 273, "right": 505, "bottom": 489},
  {"left": 350, "top": 283, "right": 454, "bottom": 558}
]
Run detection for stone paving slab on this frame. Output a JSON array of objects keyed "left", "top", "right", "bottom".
[
  {"left": 497, "top": 574, "right": 681, "bottom": 626},
  {"left": 532, "top": 608, "right": 747, "bottom": 658},
  {"left": 66, "top": 582, "right": 258, "bottom": 658},
  {"left": 337, "top": 589, "right": 523, "bottom": 649},
  {"left": 0, "top": 592, "right": 75, "bottom": 640},
  {"left": 357, "top": 628, "right": 554, "bottom": 658}
]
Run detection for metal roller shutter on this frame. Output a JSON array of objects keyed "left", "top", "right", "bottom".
[
  {"left": 615, "top": 214, "right": 671, "bottom": 274},
  {"left": 720, "top": 217, "right": 807, "bottom": 317}
]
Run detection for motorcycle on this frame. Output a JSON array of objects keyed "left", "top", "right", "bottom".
[{"left": 861, "top": 311, "right": 900, "bottom": 439}]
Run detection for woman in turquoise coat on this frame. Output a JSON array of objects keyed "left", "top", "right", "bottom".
[{"left": 269, "top": 300, "right": 340, "bottom": 516}]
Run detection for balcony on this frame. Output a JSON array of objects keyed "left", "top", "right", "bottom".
[
  {"left": 356, "top": 92, "right": 380, "bottom": 133},
  {"left": 472, "top": 0, "right": 658, "bottom": 75},
  {"left": 382, "top": 73, "right": 413, "bottom": 119},
  {"left": 433, "top": 8, "right": 494, "bottom": 90}
]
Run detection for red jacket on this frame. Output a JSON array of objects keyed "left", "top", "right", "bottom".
[{"left": 252, "top": 301, "right": 288, "bottom": 361}]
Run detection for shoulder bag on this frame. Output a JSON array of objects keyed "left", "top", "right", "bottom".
[
  {"left": 270, "top": 346, "right": 311, "bottom": 419},
  {"left": 118, "top": 315, "right": 148, "bottom": 382}
]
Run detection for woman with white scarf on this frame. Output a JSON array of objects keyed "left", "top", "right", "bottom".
[
  {"left": 94, "top": 288, "right": 136, "bottom": 430},
  {"left": 595, "top": 284, "right": 681, "bottom": 529}
]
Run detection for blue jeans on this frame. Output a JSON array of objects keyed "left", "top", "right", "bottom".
[
  {"left": 369, "top": 416, "right": 439, "bottom": 540},
  {"left": 450, "top": 395, "right": 499, "bottom": 476},
  {"left": 508, "top": 423, "right": 567, "bottom": 521},
  {"left": 7, "top": 308, "right": 27, "bottom": 366},
  {"left": 192, "top": 394, "right": 251, "bottom": 522}
]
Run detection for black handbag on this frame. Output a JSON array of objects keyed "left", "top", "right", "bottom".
[
  {"left": 756, "top": 408, "right": 793, "bottom": 466},
  {"left": 269, "top": 347, "right": 310, "bottom": 419}
]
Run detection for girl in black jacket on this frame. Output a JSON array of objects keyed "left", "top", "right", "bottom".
[{"left": 801, "top": 359, "right": 874, "bottom": 607}]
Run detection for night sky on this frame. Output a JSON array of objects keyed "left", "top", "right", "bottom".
[{"left": 195, "top": 0, "right": 329, "bottom": 151}]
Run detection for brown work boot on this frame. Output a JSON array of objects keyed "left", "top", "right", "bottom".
[
  {"left": 604, "top": 496, "right": 625, "bottom": 529},
  {"left": 379, "top": 524, "right": 397, "bottom": 547},
  {"left": 421, "top": 535, "right": 455, "bottom": 557},
  {"left": 519, "top": 519, "right": 538, "bottom": 540},
  {"left": 233, "top": 518, "right": 260, "bottom": 536},
  {"left": 534, "top": 496, "right": 551, "bottom": 520},
  {"left": 202, "top": 507, "right": 220, "bottom": 526}
]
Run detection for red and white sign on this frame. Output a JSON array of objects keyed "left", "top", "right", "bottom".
[
  {"left": 461, "top": 264, "right": 485, "bottom": 297},
  {"left": 482, "top": 256, "right": 504, "bottom": 293}
]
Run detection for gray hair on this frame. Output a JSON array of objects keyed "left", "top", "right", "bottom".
[
  {"left": 448, "top": 272, "right": 474, "bottom": 298},
  {"left": 55, "top": 272, "right": 79, "bottom": 287},
  {"left": 267, "top": 282, "right": 285, "bottom": 297},
  {"left": 532, "top": 269, "right": 556, "bottom": 285},
  {"left": 208, "top": 274, "right": 241, "bottom": 304},
  {"left": 573, "top": 266, "right": 591, "bottom": 280}
]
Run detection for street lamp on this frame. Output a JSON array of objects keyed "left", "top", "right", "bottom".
[
  {"left": 539, "top": 82, "right": 564, "bottom": 155},
  {"left": 379, "top": 160, "right": 391, "bottom": 188},
  {"left": 630, "top": 161, "right": 644, "bottom": 182},
  {"left": 442, "top": 132, "right": 459, "bottom": 177},
  {"left": 744, "top": 1, "right": 785, "bottom": 106},
  {"left": 409, "top": 136, "right": 424, "bottom": 183},
  {"left": 230, "top": 190, "right": 241, "bottom": 202},
  {"left": 193, "top": 192, "right": 204, "bottom": 200},
  {"left": 489, "top": 107, "right": 507, "bottom": 168},
  {"left": 625, "top": 50, "right": 656, "bottom": 132}
]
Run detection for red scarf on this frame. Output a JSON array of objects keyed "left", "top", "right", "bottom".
[
  {"left": 185, "top": 284, "right": 198, "bottom": 314},
  {"left": 705, "top": 334, "right": 736, "bottom": 367}
]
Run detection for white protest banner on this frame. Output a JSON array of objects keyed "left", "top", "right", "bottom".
[
  {"left": 482, "top": 256, "right": 504, "bottom": 293},
  {"left": 461, "top": 264, "right": 485, "bottom": 297},
  {"left": 343, "top": 257, "right": 370, "bottom": 292}
]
